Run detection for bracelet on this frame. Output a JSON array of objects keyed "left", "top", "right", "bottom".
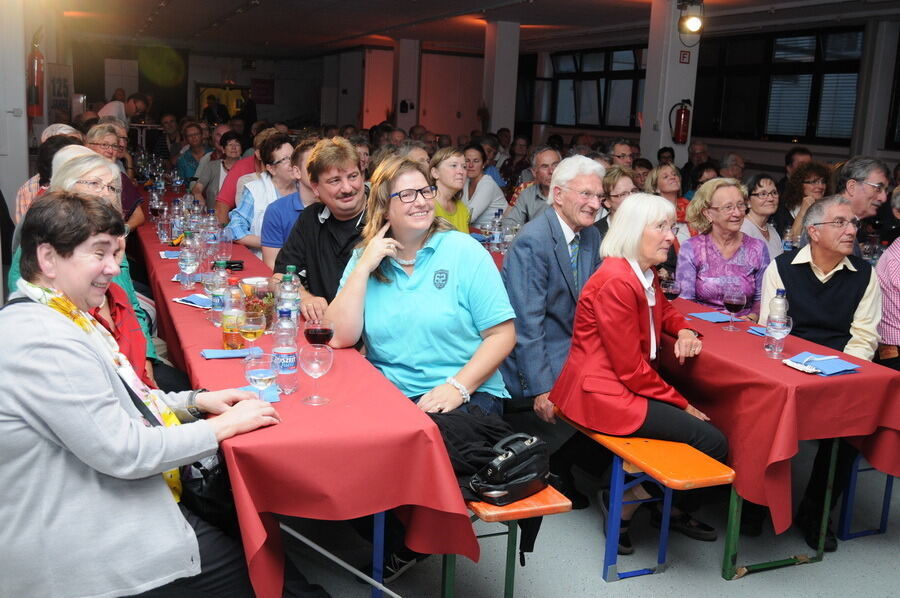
[
  {"left": 186, "top": 388, "right": 208, "bottom": 419},
  {"left": 445, "top": 377, "right": 471, "bottom": 403}
]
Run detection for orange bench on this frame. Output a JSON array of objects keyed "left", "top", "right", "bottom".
[
  {"left": 441, "top": 485, "right": 572, "bottom": 597},
  {"left": 557, "top": 410, "right": 735, "bottom": 581}
]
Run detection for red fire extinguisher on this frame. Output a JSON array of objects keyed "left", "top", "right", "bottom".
[
  {"left": 27, "top": 27, "right": 45, "bottom": 119},
  {"left": 669, "top": 99, "right": 692, "bottom": 145}
]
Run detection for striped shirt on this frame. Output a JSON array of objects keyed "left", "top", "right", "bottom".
[
  {"left": 876, "top": 238, "right": 900, "bottom": 345},
  {"left": 15, "top": 174, "right": 44, "bottom": 224}
]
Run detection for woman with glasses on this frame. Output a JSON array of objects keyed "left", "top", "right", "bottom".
[
  {"left": 193, "top": 131, "right": 246, "bottom": 210},
  {"left": 327, "top": 155, "right": 516, "bottom": 417},
  {"left": 742, "top": 173, "right": 784, "bottom": 260},
  {"left": 676, "top": 178, "right": 770, "bottom": 320},
  {"left": 595, "top": 166, "right": 639, "bottom": 236},
  {"left": 773, "top": 161, "right": 832, "bottom": 247},
  {"left": 176, "top": 122, "right": 212, "bottom": 182},
  {"left": 86, "top": 122, "right": 145, "bottom": 231},
  {"left": 551, "top": 193, "right": 727, "bottom": 554},
  {"left": 461, "top": 143, "right": 509, "bottom": 230}
]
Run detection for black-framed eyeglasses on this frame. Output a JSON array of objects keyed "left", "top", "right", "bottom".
[
  {"left": 89, "top": 142, "right": 118, "bottom": 151},
  {"left": 749, "top": 190, "right": 779, "bottom": 198},
  {"left": 803, "top": 178, "right": 826, "bottom": 186},
  {"left": 270, "top": 156, "right": 291, "bottom": 167},
  {"left": 389, "top": 185, "right": 437, "bottom": 203},
  {"left": 812, "top": 218, "right": 860, "bottom": 230}
]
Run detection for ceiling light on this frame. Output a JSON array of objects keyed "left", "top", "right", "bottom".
[{"left": 677, "top": 0, "right": 704, "bottom": 36}]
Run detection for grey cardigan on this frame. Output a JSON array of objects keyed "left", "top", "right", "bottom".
[{"left": 0, "top": 297, "right": 219, "bottom": 598}]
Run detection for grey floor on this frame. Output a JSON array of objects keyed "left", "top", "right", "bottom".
[{"left": 282, "top": 441, "right": 899, "bottom": 597}]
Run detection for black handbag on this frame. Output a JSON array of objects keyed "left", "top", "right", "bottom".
[{"left": 469, "top": 433, "right": 550, "bottom": 506}]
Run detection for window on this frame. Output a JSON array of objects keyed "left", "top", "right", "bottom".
[
  {"left": 695, "top": 28, "right": 862, "bottom": 145},
  {"left": 549, "top": 46, "right": 645, "bottom": 130}
]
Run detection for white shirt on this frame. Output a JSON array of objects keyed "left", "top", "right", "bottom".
[
  {"left": 554, "top": 209, "right": 578, "bottom": 246},
  {"left": 740, "top": 218, "right": 784, "bottom": 261},
  {"left": 627, "top": 258, "right": 657, "bottom": 360}
]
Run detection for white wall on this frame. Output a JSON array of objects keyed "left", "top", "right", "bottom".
[
  {"left": 419, "top": 53, "right": 484, "bottom": 140},
  {"left": 363, "top": 49, "right": 394, "bottom": 128},
  {"left": 2, "top": 0, "right": 29, "bottom": 217},
  {"left": 320, "top": 50, "right": 364, "bottom": 127}
]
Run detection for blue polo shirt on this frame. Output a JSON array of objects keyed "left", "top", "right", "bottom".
[
  {"left": 339, "top": 230, "right": 515, "bottom": 399},
  {"left": 260, "top": 191, "right": 304, "bottom": 249}
]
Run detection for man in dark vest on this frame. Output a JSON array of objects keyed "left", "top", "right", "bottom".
[{"left": 759, "top": 194, "right": 883, "bottom": 552}]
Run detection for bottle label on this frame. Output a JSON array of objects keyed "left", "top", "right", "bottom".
[
  {"left": 273, "top": 348, "right": 297, "bottom": 373},
  {"left": 210, "top": 292, "right": 224, "bottom": 311}
]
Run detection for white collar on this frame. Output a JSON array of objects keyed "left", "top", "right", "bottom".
[
  {"left": 554, "top": 209, "right": 579, "bottom": 245},
  {"left": 317, "top": 204, "right": 365, "bottom": 227},
  {"left": 626, "top": 258, "right": 655, "bottom": 292}
]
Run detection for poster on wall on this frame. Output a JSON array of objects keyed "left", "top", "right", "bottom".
[
  {"left": 46, "top": 63, "right": 74, "bottom": 125},
  {"left": 251, "top": 78, "right": 275, "bottom": 105}
]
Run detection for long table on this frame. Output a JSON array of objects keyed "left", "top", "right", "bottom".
[
  {"left": 135, "top": 223, "right": 480, "bottom": 597},
  {"left": 659, "top": 299, "right": 900, "bottom": 535}
]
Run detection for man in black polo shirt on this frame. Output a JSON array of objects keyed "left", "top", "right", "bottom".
[
  {"left": 274, "top": 137, "right": 366, "bottom": 321},
  {"left": 759, "top": 195, "right": 883, "bottom": 552}
]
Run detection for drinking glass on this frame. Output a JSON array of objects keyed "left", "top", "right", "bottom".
[
  {"left": 215, "top": 227, "right": 233, "bottom": 262},
  {"left": 239, "top": 313, "right": 267, "bottom": 345},
  {"left": 303, "top": 319, "right": 334, "bottom": 346},
  {"left": 661, "top": 279, "right": 681, "bottom": 302},
  {"left": 244, "top": 354, "right": 277, "bottom": 401},
  {"left": 178, "top": 247, "right": 200, "bottom": 289},
  {"left": 299, "top": 345, "right": 333, "bottom": 406},
  {"left": 764, "top": 316, "right": 793, "bottom": 359},
  {"left": 721, "top": 283, "right": 745, "bottom": 332},
  {"left": 156, "top": 216, "right": 172, "bottom": 244}
]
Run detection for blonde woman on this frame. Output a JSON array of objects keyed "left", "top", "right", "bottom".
[{"left": 429, "top": 146, "right": 470, "bottom": 232}]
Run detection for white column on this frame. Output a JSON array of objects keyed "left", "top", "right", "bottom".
[
  {"left": 531, "top": 52, "right": 553, "bottom": 145},
  {"left": 851, "top": 20, "right": 899, "bottom": 156},
  {"left": 640, "top": 0, "right": 701, "bottom": 166},
  {"left": 482, "top": 20, "right": 519, "bottom": 134},
  {"left": 1, "top": 0, "right": 29, "bottom": 217},
  {"left": 394, "top": 39, "right": 420, "bottom": 133}
]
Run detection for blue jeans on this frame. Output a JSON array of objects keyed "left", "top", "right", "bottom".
[{"left": 410, "top": 390, "right": 504, "bottom": 417}]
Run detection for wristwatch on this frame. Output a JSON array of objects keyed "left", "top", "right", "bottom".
[
  {"left": 186, "top": 388, "right": 208, "bottom": 419},
  {"left": 446, "top": 377, "right": 471, "bottom": 403}
]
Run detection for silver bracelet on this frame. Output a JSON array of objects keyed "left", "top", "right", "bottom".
[
  {"left": 445, "top": 377, "right": 471, "bottom": 403},
  {"left": 186, "top": 389, "right": 207, "bottom": 419}
]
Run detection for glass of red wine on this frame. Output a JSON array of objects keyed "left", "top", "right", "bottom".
[
  {"left": 661, "top": 279, "right": 681, "bottom": 302},
  {"left": 722, "top": 283, "right": 746, "bottom": 332},
  {"left": 303, "top": 319, "right": 334, "bottom": 346}
]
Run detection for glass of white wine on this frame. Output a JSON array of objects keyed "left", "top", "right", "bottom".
[
  {"left": 244, "top": 354, "right": 277, "bottom": 401},
  {"left": 239, "top": 313, "right": 266, "bottom": 346}
]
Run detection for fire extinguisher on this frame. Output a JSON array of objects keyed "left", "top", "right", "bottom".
[
  {"left": 27, "top": 27, "right": 45, "bottom": 119},
  {"left": 668, "top": 99, "right": 692, "bottom": 145}
]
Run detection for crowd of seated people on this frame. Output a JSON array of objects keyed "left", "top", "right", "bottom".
[{"left": 4, "top": 105, "right": 900, "bottom": 597}]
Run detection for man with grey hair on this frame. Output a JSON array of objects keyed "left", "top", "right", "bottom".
[
  {"left": 836, "top": 156, "right": 890, "bottom": 221},
  {"left": 501, "top": 155, "right": 608, "bottom": 509},
  {"left": 501, "top": 145, "right": 562, "bottom": 228},
  {"left": 759, "top": 194, "right": 882, "bottom": 553},
  {"left": 607, "top": 137, "right": 634, "bottom": 168},
  {"left": 719, "top": 152, "right": 745, "bottom": 180}
]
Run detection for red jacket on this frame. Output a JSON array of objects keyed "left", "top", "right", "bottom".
[{"left": 550, "top": 257, "right": 690, "bottom": 435}]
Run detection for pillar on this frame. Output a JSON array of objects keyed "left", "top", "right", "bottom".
[
  {"left": 482, "top": 20, "right": 519, "bottom": 135},
  {"left": 851, "top": 20, "right": 899, "bottom": 156},
  {"left": 394, "top": 39, "right": 420, "bottom": 133},
  {"left": 640, "top": 0, "right": 701, "bottom": 166},
  {"left": 1, "top": 0, "right": 29, "bottom": 219}
]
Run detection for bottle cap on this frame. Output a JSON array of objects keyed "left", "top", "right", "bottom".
[
  {"left": 214, "top": 260, "right": 226, "bottom": 268},
  {"left": 776, "top": 288, "right": 786, "bottom": 297},
  {"left": 278, "top": 309, "right": 291, "bottom": 318},
  {"left": 286, "top": 264, "right": 297, "bottom": 274}
]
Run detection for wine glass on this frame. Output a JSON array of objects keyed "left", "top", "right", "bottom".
[
  {"left": 303, "top": 319, "right": 334, "bottom": 346},
  {"left": 661, "top": 279, "right": 681, "bottom": 302},
  {"left": 239, "top": 313, "right": 267, "bottom": 346},
  {"left": 244, "top": 354, "right": 277, "bottom": 401},
  {"left": 178, "top": 246, "right": 200, "bottom": 290},
  {"left": 764, "top": 316, "right": 793, "bottom": 359},
  {"left": 721, "top": 283, "right": 746, "bottom": 332},
  {"left": 215, "top": 227, "right": 233, "bottom": 262},
  {"left": 299, "top": 345, "right": 333, "bottom": 406}
]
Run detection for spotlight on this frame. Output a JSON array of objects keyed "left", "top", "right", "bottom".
[{"left": 677, "top": 1, "right": 704, "bottom": 36}]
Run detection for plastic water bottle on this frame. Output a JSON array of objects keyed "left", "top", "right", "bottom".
[
  {"left": 767, "top": 288, "right": 789, "bottom": 322},
  {"left": 272, "top": 309, "right": 299, "bottom": 394},
  {"left": 278, "top": 271, "right": 301, "bottom": 323},
  {"left": 764, "top": 289, "right": 789, "bottom": 356},
  {"left": 487, "top": 209, "right": 504, "bottom": 252},
  {"left": 222, "top": 277, "right": 246, "bottom": 349},
  {"left": 207, "top": 260, "right": 229, "bottom": 326}
]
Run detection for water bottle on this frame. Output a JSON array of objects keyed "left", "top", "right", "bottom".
[
  {"left": 171, "top": 198, "right": 184, "bottom": 240},
  {"left": 207, "top": 260, "right": 228, "bottom": 326},
  {"left": 272, "top": 309, "right": 299, "bottom": 394},
  {"left": 764, "top": 289, "right": 789, "bottom": 356},
  {"left": 222, "top": 277, "right": 246, "bottom": 349},
  {"left": 278, "top": 270, "right": 301, "bottom": 323}
]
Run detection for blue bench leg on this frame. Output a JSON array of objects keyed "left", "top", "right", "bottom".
[
  {"left": 603, "top": 455, "right": 625, "bottom": 582},
  {"left": 656, "top": 487, "right": 673, "bottom": 571},
  {"left": 371, "top": 511, "right": 385, "bottom": 598},
  {"left": 838, "top": 454, "right": 895, "bottom": 541}
]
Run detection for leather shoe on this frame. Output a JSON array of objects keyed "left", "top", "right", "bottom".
[
  {"left": 599, "top": 489, "right": 634, "bottom": 555},
  {"left": 796, "top": 509, "right": 837, "bottom": 552},
  {"left": 549, "top": 472, "right": 589, "bottom": 510},
  {"left": 650, "top": 509, "right": 717, "bottom": 542}
]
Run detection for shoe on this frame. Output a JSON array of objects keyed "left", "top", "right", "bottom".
[
  {"left": 651, "top": 509, "right": 717, "bottom": 542},
  {"left": 599, "top": 489, "right": 634, "bottom": 555},
  {"left": 549, "top": 472, "right": 590, "bottom": 510},
  {"left": 383, "top": 551, "right": 427, "bottom": 583},
  {"left": 795, "top": 509, "right": 837, "bottom": 552}
]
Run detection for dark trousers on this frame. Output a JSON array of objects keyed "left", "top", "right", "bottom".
[
  {"left": 133, "top": 504, "right": 329, "bottom": 598},
  {"left": 800, "top": 438, "right": 859, "bottom": 520},
  {"left": 549, "top": 431, "right": 613, "bottom": 480},
  {"left": 628, "top": 399, "right": 729, "bottom": 512}
]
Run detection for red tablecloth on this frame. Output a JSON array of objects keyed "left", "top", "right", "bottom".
[
  {"left": 660, "top": 299, "right": 900, "bottom": 534},
  {"left": 135, "top": 223, "right": 479, "bottom": 598}
]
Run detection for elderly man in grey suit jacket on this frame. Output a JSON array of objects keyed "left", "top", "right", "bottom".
[{"left": 500, "top": 154, "right": 611, "bottom": 508}]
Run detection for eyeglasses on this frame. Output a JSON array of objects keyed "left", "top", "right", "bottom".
[
  {"left": 612, "top": 153, "right": 635, "bottom": 160},
  {"left": 859, "top": 180, "right": 887, "bottom": 193},
  {"left": 89, "top": 142, "right": 118, "bottom": 152},
  {"left": 812, "top": 218, "right": 860, "bottom": 230},
  {"left": 803, "top": 178, "right": 826, "bottom": 186},
  {"left": 389, "top": 185, "right": 438, "bottom": 203},
  {"left": 75, "top": 179, "right": 122, "bottom": 196},
  {"left": 607, "top": 188, "right": 639, "bottom": 201},
  {"left": 270, "top": 156, "right": 291, "bottom": 167},
  {"left": 750, "top": 190, "right": 779, "bottom": 199},
  {"left": 562, "top": 186, "right": 604, "bottom": 201},
  {"left": 706, "top": 202, "right": 748, "bottom": 213},
  {"left": 652, "top": 222, "right": 679, "bottom": 235}
]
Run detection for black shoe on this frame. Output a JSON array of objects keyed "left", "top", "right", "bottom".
[
  {"left": 549, "top": 472, "right": 590, "bottom": 510},
  {"left": 651, "top": 509, "right": 717, "bottom": 542},
  {"left": 796, "top": 510, "right": 838, "bottom": 552},
  {"left": 599, "top": 489, "right": 634, "bottom": 555}
]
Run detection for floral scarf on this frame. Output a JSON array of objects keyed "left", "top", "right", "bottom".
[{"left": 17, "top": 279, "right": 183, "bottom": 500}]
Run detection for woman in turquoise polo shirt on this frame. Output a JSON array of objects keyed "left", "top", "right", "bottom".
[{"left": 328, "top": 156, "right": 516, "bottom": 416}]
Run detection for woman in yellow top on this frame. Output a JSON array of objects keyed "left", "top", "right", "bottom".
[{"left": 429, "top": 147, "right": 470, "bottom": 232}]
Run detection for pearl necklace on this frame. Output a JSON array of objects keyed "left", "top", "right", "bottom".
[{"left": 395, "top": 257, "right": 416, "bottom": 266}]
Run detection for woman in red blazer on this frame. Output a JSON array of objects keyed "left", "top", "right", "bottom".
[{"left": 550, "top": 192, "right": 728, "bottom": 553}]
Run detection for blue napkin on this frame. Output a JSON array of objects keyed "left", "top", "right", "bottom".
[
  {"left": 688, "top": 311, "right": 732, "bottom": 323},
  {"left": 787, "top": 351, "right": 860, "bottom": 376},
  {"left": 173, "top": 294, "right": 212, "bottom": 309},
  {"left": 239, "top": 384, "right": 280, "bottom": 402},
  {"left": 200, "top": 346, "right": 264, "bottom": 360},
  {"left": 170, "top": 273, "right": 202, "bottom": 283},
  {"left": 470, "top": 232, "right": 487, "bottom": 243},
  {"left": 747, "top": 325, "right": 767, "bottom": 337},
  {"left": 160, "top": 250, "right": 181, "bottom": 259}
]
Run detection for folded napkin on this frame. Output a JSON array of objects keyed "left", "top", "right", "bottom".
[
  {"left": 688, "top": 311, "right": 732, "bottom": 323},
  {"left": 239, "top": 384, "right": 280, "bottom": 403},
  {"left": 787, "top": 351, "right": 860, "bottom": 376},
  {"left": 171, "top": 273, "right": 202, "bottom": 283},
  {"left": 160, "top": 250, "right": 181, "bottom": 259},
  {"left": 747, "top": 325, "right": 767, "bottom": 337},
  {"left": 470, "top": 232, "right": 487, "bottom": 243},
  {"left": 200, "top": 346, "right": 264, "bottom": 360},
  {"left": 173, "top": 294, "right": 212, "bottom": 309}
]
